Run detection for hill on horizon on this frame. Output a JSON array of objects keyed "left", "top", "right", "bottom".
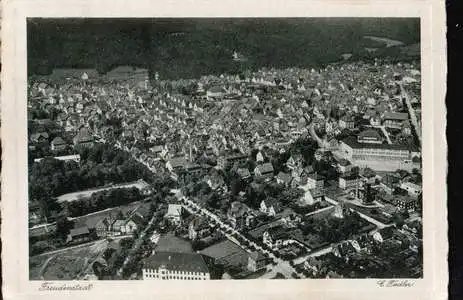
[{"left": 28, "top": 18, "right": 420, "bottom": 79}]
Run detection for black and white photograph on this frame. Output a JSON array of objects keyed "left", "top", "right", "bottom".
[{"left": 25, "top": 18, "right": 425, "bottom": 281}]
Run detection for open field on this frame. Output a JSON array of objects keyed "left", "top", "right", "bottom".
[
  {"left": 29, "top": 239, "right": 118, "bottom": 280},
  {"left": 73, "top": 201, "right": 152, "bottom": 228},
  {"left": 155, "top": 233, "right": 193, "bottom": 253},
  {"left": 30, "top": 200, "right": 152, "bottom": 237},
  {"left": 56, "top": 180, "right": 149, "bottom": 203}
]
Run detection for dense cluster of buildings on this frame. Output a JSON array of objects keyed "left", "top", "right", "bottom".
[{"left": 28, "top": 57, "right": 423, "bottom": 279}]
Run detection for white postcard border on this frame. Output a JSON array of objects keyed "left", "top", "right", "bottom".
[{"left": 1, "top": 1, "right": 447, "bottom": 300}]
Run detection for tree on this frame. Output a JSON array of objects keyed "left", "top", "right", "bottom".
[
  {"left": 103, "top": 248, "right": 116, "bottom": 261},
  {"left": 31, "top": 241, "right": 53, "bottom": 255},
  {"left": 56, "top": 217, "right": 75, "bottom": 241},
  {"left": 230, "top": 179, "right": 244, "bottom": 196},
  {"left": 392, "top": 213, "right": 405, "bottom": 228},
  {"left": 206, "top": 192, "right": 220, "bottom": 209}
]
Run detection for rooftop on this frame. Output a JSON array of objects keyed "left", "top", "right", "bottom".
[
  {"left": 69, "top": 226, "right": 90, "bottom": 237},
  {"left": 168, "top": 157, "right": 188, "bottom": 169},
  {"left": 167, "top": 204, "right": 183, "bottom": 216},
  {"left": 342, "top": 136, "right": 409, "bottom": 151},
  {"left": 358, "top": 129, "right": 382, "bottom": 140},
  {"left": 276, "top": 171, "right": 292, "bottom": 183},
  {"left": 383, "top": 111, "right": 409, "bottom": 121},
  {"left": 256, "top": 163, "right": 274, "bottom": 174},
  {"left": 143, "top": 251, "right": 209, "bottom": 273}
]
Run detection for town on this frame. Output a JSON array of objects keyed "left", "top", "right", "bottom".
[{"left": 28, "top": 50, "right": 422, "bottom": 280}]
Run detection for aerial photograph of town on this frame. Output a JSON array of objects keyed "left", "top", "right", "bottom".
[{"left": 28, "top": 18, "right": 422, "bottom": 280}]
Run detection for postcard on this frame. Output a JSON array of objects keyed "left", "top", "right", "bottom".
[{"left": 1, "top": 0, "right": 447, "bottom": 300}]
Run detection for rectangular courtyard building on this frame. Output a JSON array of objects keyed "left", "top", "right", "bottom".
[{"left": 142, "top": 252, "right": 210, "bottom": 280}]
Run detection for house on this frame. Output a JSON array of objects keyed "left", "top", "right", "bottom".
[
  {"left": 30, "top": 132, "right": 49, "bottom": 144},
  {"left": 332, "top": 240, "right": 361, "bottom": 258},
  {"left": 150, "top": 145, "right": 165, "bottom": 158},
  {"left": 355, "top": 233, "right": 374, "bottom": 252},
  {"left": 357, "top": 129, "right": 383, "bottom": 144},
  {"left": 370, "top": 116, "right": 381, "bottom": 127},
  {"left": 142, "top": 252, "right": 210, "bottom": 280},
  {"left": 400, "top": 182, "right": 422, "bottom": 198},
  {"left": 381, "top": 174, "right": 401, "bottom": 195},
  {"left": 217, "top": 153, "right": 247, "bottom": 169},
  {"left": 188, "top": 216, "right": 210, "bottom": 240},
  {"left": 29, "top": 201, "right": 44, "bottom": 226},
  {"left": 306, "top": 173, "right": 325, "bottom": 190},
  {"left": 50, "top": 136, "right": 67, "bottom": 151},
  {"left": 254, "top": 163, "right": 274, "bottom": 181},
  {"left": 372, "top": 226, "right": 396, "bottom": 243},
  {"left": 204, "top": 173, "right": 226, "bottom": 191},
  {"left": 66, "top": 226, "right": 93, "bottom": 244},
  {"left": 382, "top": 112, "right": 409, "bottom": 129},
  {"left": 339, "top": 115, "right": 355, "bottom": 129},
  {"left": 394, "top": 196, "right": 418, "bottom": 212},
  {"left": 286, "top": 154, "right": 303, "bottom": 170},
  {"left": 206, "top": 86, "right": 226, "bottom": 100},
  {"left": 260, "top": 198, "right": 282, "bottom": 217},
  {"left": 227, "top": 201, "right": 255, "bottom": 229},
  {"left": 182, "top": 164, "right": 204, "bottom": 182},
  {"left": 337, "top": 159, "right": 352, "bottom": 174},
  {"left": 166, "top": 157, "right": 188, "bottom": 173},
  {"left": 290, "top": 167, "right": 309, "bottom": 187},
  {"left": 263, "top": 226, "right": 289, "bottom": 250},
  {"left": 303, "top": 257, "right": 323, "bottom": 274},
  {"left": 402, "top": 120, "right": 412, "bottom": 135},
  {"left": 339, "top": 174, "right": 362, "bottom": 190},
  {"left": 112, "top": 216, "right": 141, "bottom": 236},
  {"left": 236, "top": 168, "right": 252, "bottom": 182},
  {"left": 111, "top": 220, "right": 127, "bottom": 235},
  {"left": 276, "top": 172, "right": 292, "bottom": 187},
  {"left": 277, "top": 208, "right": 301, "bottom": 225},
  {"left": 165, "top": 204, "right": 184, "bottom": 225},
  {"left": 95, "top": 217, "right": 112, "bottom": 237},
  {"left": 247, "top": 251, "right": 268, "bottom": 272},
  {"left": 379, "top": 192, "right": 417, "bottom": 212},
  {"left": 362, "top": 168, "right": 378, "bottom": 184},
  {"left": 73, "top": 127, "right": 94, "bottom": 148}
]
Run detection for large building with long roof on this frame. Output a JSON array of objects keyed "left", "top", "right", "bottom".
[{"left": 142, "top": 251, "right": 210, "bottom": 280}]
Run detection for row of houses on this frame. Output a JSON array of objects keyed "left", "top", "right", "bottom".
[{"left": 65, "top": 211, "right": 146, "bottom": 245}]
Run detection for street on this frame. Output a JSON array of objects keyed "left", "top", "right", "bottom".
[
  {"left": 170, "top": 188, "right": 305, "bottom": 279},
  {"left": 400, "top": 83, "right": 421, "bottom": 146},
  {"left": 325, "top": 196, "right": 390, "bottom": 229}
]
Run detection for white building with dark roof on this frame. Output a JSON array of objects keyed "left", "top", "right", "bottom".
[
  {"left": 339, "top": 136, "right": 412, "bottom": 171},
  {"left": 142, "top": 252, "right": 210, "bottom": 280},
  {"left": 254, "top": 163, "right": 274, "bottom": 181},
  {"left": 50, "top": 136, "right": 67, "bottom": 151},
  {"left": 165, "top": 204, "right": 184, "bottom": 225},
  {"left": 382, "top": 111, "right": 409, "bottom": 129}
]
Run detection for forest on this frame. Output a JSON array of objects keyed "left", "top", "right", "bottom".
[
  {"left": 29, "top": 143, "right": 166, "bottom": 218},
  {"left": 28, "top": 18, "right": 420, "bottom": 79}
]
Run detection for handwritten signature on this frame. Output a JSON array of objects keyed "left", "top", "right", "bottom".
[
  {"left": 377, "top": 280, "right": 415, "bottom": 287},
  {"left": 39, "top": 282, "right": 94, "bottom": 291}
]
